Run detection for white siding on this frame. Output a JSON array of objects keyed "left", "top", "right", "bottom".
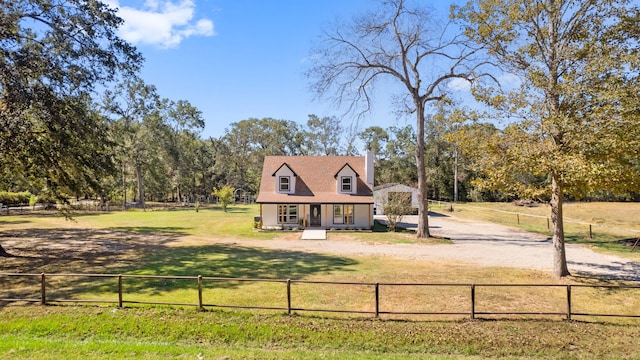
[
  {"left": 260, "top": 203, "right": 372, "bottom": 230},
  {"left": 373, "top": 184, "right": 419, "bottom": 215}
]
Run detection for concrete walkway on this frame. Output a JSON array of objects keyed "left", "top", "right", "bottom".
[{"left": 301, "top": 229, "right": 327, "bottom": 240}]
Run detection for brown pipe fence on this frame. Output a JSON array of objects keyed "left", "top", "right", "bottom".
[{"left": 2, "top": 272, "right": 640, "bottom": 321}]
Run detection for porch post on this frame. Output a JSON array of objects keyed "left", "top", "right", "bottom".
[
  {"left": 324, "top": 205, "right": 328, "bottom": 228},
  {"left": 302, "top": 204, "right": 306, "bottom": 227},
  {"left": 259, "top": 204, "right": 263, "bottom": 228}
]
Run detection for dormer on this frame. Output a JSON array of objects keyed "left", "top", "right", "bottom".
[
  {"left": 272, "top": 163, "right": 297, "bottom": 194},
  {"left": 334, "top": 163, "right": 359, "bottom": 195}
]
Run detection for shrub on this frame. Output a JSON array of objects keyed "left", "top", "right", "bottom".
[{"left": 0, "top": 191, "right": 32, "bottom": 206}]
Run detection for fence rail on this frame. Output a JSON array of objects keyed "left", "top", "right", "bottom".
[{"left": 3, "top": 272, "right": 640, "bottom": 321}]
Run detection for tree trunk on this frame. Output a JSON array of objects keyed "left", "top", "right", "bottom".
[
  {"left": 122, "top": 162, "right": 127, "bottom": 209},
  {"left": 135, "top": 165, "right": 145, "bottom": 207},
  {"left": 550, "top": 173, "right": 570, "bottom": 278},
  {"left": 415, "top": 104, "right": 430, "bottom": 238},
  {"left": 454, "top": 147, "right": 459, "bottom": 202},
  {"left": 0, "top": 244, "right": 10, "bottom": 257}
]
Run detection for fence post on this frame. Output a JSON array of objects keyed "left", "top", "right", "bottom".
[
  {"left": 40, "top": 273, "right": 46, "bottom": 306},
  {"left": 589, "top": 225, "right": 593, "bottom": 239},
  {"left": 470, "top": 284, "right": 476, "bottom": 320},
  {"left": 566, "top": 285, "right": 572, "bottom": 321},
  {"left": 118, "top": 274, "right": 123, "bottom": 308},
  {"left": 517, "top": 214, "right": 520, "bottom": 224},
  {"left": 375, "top": 283, "right": 379, "bottom": 318},
  {"left": 547, "top": 217, "right": 550, "bottom": 230},
  {"left": 286, "top": 279, "right": 292, "bottom": 315},
  {"left": 197, "top": 275, "right": 203, "bottom": 311}
]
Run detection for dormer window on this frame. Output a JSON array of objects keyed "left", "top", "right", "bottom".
[
  {"left": 279, "top": 176, "right": 290, "bottom": 192},
  {"left": 273, "top": 163, "right": 296, "bottom": 194},
  {"left": 341, "top": 176, "right": 352, "bottom": 192}
]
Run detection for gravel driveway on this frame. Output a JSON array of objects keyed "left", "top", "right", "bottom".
[
  {"left": 410, "top": 214, "right": 640, "bottom": 281},
  {"left": 245, "top": 214, "right": 640, "bottom": 281}
]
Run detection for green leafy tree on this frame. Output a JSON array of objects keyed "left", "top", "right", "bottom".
[
  {"left": 103, "top": 79, "right": 162, "bottom": 207},
  {"left": 307, "top": 0, "right": 488, "bottom": 238},
  {"left": 1, "top": 0, "right": 141, "bottom": 199},
  {"left": 455, "top": 0, "right": 640, "bottom": 277},
  {"left": 304, "top": 114, "right": 345, "bottom": 155},
  {"left": 163, "top": 99, "right": 206, "bottom": 203},
  {"left": 384, "top": 192, "right": 413, "bottom": 232},
  {"left": 213, "top": 185, "right": 235, "bottom": 212},
  {"left": 218, "top": 118, "right": 303, "bottom": 193}
]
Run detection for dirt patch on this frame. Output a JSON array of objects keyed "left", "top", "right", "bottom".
[{"left": 0, "top": 228, "right": 182, "bottom": 274}]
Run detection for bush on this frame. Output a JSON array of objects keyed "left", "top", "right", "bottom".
[{"left": 0, "top": 191, "right": 32, "bottom": 206}]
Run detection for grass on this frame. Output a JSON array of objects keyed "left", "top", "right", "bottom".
[
  {"left": 3, "top": 306, "right": 640, "bottom": 359},
  {"left": 2, "top": 202, "right": 640, "bottom": 358}
]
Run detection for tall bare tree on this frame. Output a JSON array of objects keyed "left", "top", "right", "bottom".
[
  {"left": 455, "top": 0, "right": 640, "bottom": 277},
  {"left": 307, "top": 0, "right": 488, "bottom": 237}
]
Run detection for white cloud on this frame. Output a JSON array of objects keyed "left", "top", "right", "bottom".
[
  {"left": 108, "top": 0, "right": 215, "bottom": 49},
  {"left": 447, "top": 77, "right": 472, "bottom": 92},
  {"left": 497, "top": 72, "right": 522, "bottom": 89}
]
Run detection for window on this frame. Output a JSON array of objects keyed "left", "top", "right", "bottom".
[
  {"left": 344, "top": 204, "right": 354, "bottom": 225},
  {"left": 279, "top": 176, "right": 290, "bottom": 192},
  {"left": 333, "top": 205, "right": 343, "bottom": 224},
  {"left": 333, "top": 204, "right": 354, "bottom": 225},
  {"left": 341, "top": 176, "right": 352, "bottom": 192},
  {"left": 278, "top": 204, "right": 298, "bottom": 224}
]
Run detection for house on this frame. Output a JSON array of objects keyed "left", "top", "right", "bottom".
[
  {"left": 373, "top": 183, "right": 419, "bottom": 215},
  {"left": 255, "top": 152, "right": 374, "bottom": 230}
]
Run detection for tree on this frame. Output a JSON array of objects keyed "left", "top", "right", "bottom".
[
  {"left": 213, "top": 185, "right": 235, "bottom": 212},
  {"left": 163, "top": 99, "right": 206, "bottom": 203},
  {"left": 1, "top": 0, "right": 142, "bottom": 199},
  {"left": 384, "top": 192, "right": 413, "bottom": 232},
  {"left": 359, "top": 126, "right": 390, "bottom": 162},
  {"left": 103, "top": 79, "right": 161, "bottom": 208},
  {"left": 455, "top": 0, "right": 640, "bottom": 277},
  {"left": 218, "top": 118, "right": 304, "bottom": 193},
  {"left": 304, "top": 114, "right": 344, "bottom": 155},
  {"left": 307, "top": 0, "right": 488, "bottom": 237}
]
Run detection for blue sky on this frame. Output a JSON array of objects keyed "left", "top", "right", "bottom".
[{"left": 106, "top": 0, "right": 466, "bottom": 139}]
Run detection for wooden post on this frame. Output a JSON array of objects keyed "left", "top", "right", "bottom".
[
  {"left": 470, "top": 284, "right": 476, "bottom": 320},
  {"left": 118, "top": 274, "right": 123, "bottom": 308},
  {"left": 589, "top": 224, "right": 593, "bottom": 239},
  {"left": 287, "top": 279, "right": 292, "bottom": 315},
  {"left": 198, "top": 275, "right": 203, "bottom": 311},
  {"left": 517, "top": 214, "right": 520, "bottom": 224},
  {"left": 566, "top": 285, "right": 572, "bottom": 320},
  {"left": 40, "top": 273, "right": 46, "bottom": 306},
  {"left": 259, "top": 204, "right": 263, "bottom": 228},
  {"left": 302, "top": 205, "right": 306, "bottom": 227},
  {"left": 547, "top": 217, "right": 550, "bottom": 230},
  {"left": 280, "top": 204, "right": 284, "bottom": 225},
  {"left": 324, "top": 205, "right": 328, "bottom": 228},
  {"left": 375, "top": 283, "right": 379, "bottom": 318}
]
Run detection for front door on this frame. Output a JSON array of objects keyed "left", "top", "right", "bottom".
[{"left": 310, "top": 204, "right": 322, "bottom": 227}]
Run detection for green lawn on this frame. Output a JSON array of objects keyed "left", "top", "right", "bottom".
[{"left": 3, "top": 306, "right": 640, "bottom": 359}]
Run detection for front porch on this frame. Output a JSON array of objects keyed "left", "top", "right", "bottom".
[{"left": 257, "top": 203, "right": 373, "bottom": 230}]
